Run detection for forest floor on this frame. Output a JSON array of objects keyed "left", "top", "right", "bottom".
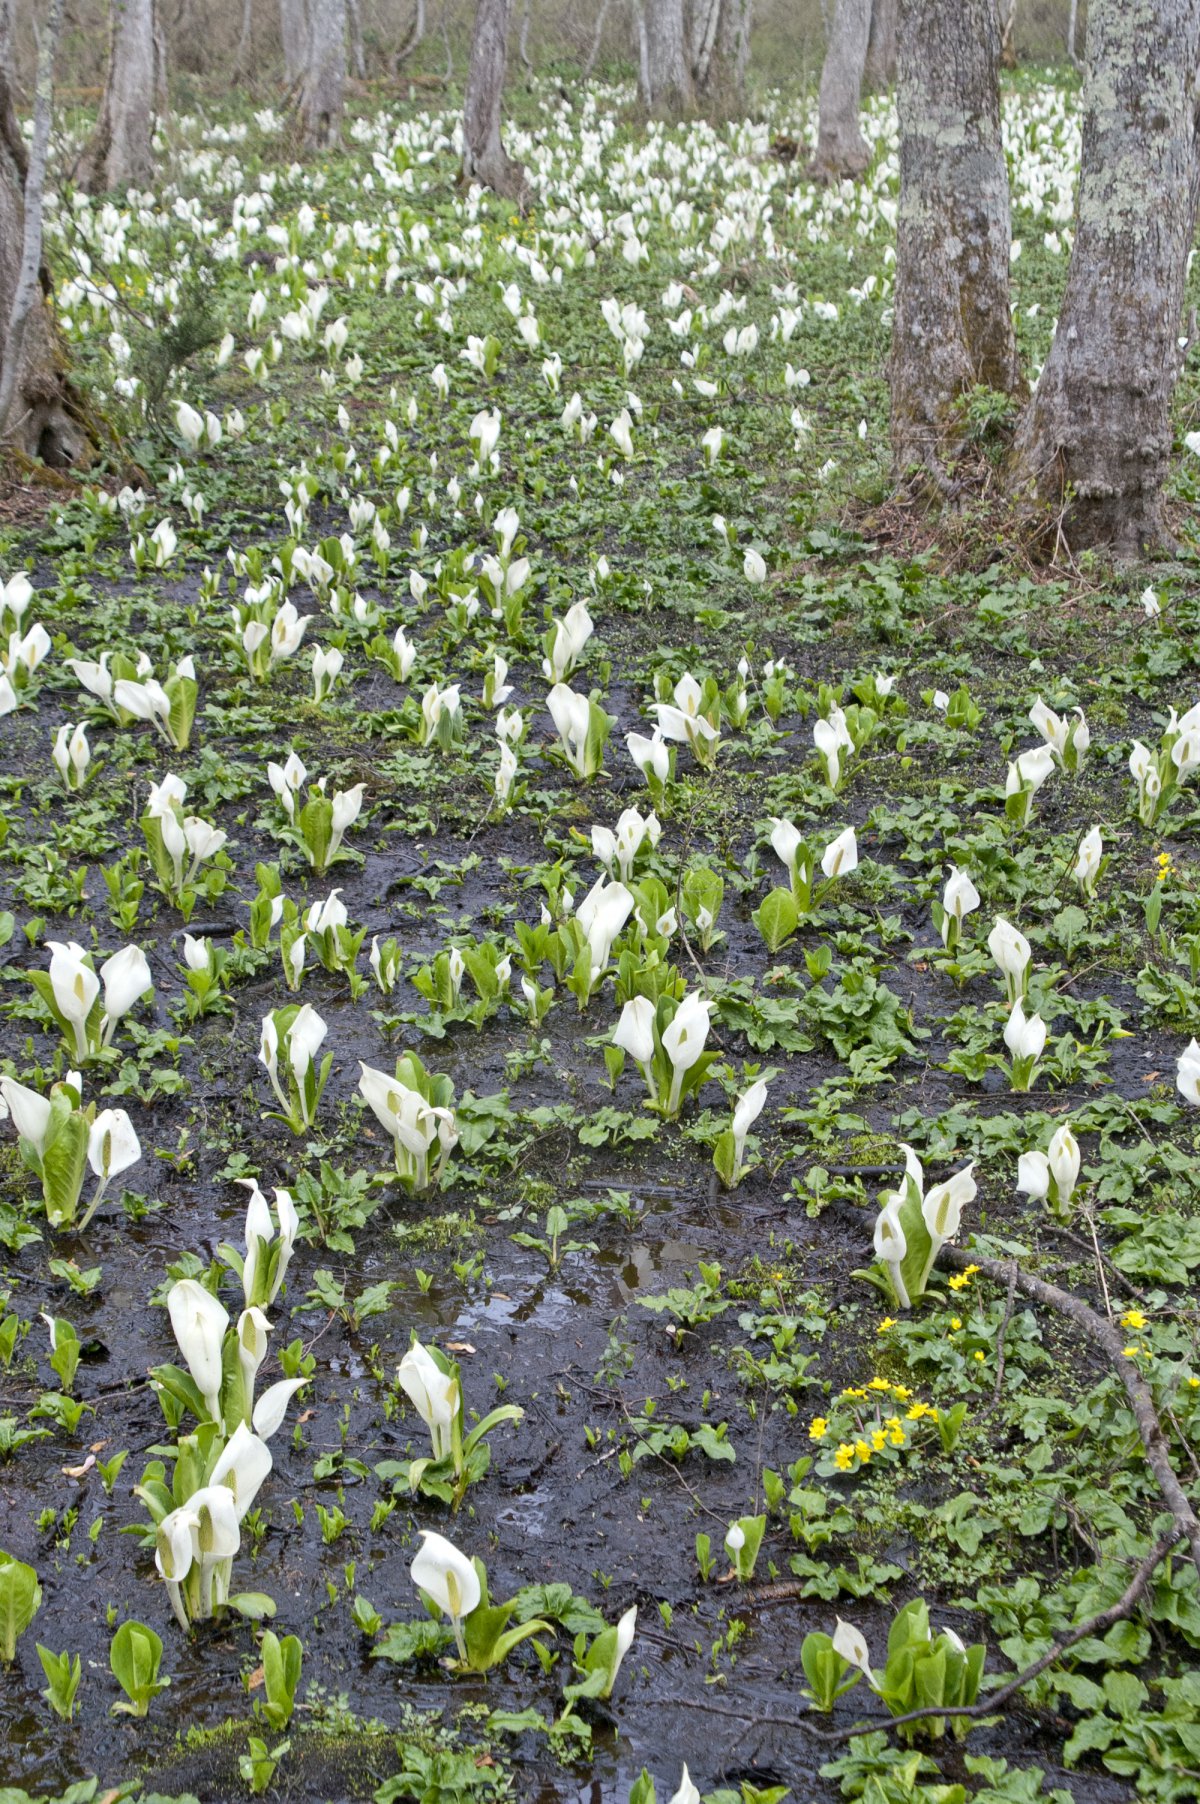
[{"left": 1, "top": 67, "right": 1199, "bottom": 1804}]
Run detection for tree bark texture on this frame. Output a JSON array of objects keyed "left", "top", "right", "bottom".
[
  {"left": 863, "top": 0, "right": 897, "bottom": 88},
  {"left": 462, "top": 0, "right": 526, "bottom": 199},
  {"left": 691, "top": 0, "right": 752, "bottom": 117},
  {"left": 79, "top": 0, "right": 162, "bottom": 194},
  {"left": 299, "top": 0, "right": 344, "bottom": 148},
  {"left": 281, "top": 0, "right": 308, "bottom": 82},
  {"left": 0, "top": 28, "right": 86, "bottom": 463},
  {"left": 1009, "top": 0, "right": 1200, "bottom": 553},
  {"left": 889, "top": 0, "right": 1022, "bottom": 477},
  {"left": 639, "top": 0, "right": 693, "bottom": 115},
  {"left": 814, "top": 0, "right": 871, "bottom": 177}
]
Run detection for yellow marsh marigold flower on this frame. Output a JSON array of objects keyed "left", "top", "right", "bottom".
[
  {"left": 1120, "top": 1309, "right": 1147, "bottom": 1330},
  {"left": 809, "top": 1417, "right": 828, "bottom": 1442},
  {"left": 854, "top": 1439, "right": 872, "bottom": 1463},
  {"left": 834, "top": 1443, "right": 855, "bottom": 1470}
]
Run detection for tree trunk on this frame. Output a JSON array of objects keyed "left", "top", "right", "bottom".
[
  {"left": 517, "top": 0, "right": 531, "bottom": 69},
  {"left": 1066, "top": 0, "right": 1080, "bottom": 67},
  {"left": 346, "top": 0, "right": 365, "bottom": 77},
  {"left": 888, "top": 0, "right": 1022, "bottom": 479},
  {"left": 236, "top": 0, "right": 254, "bottom": 74},
  {"left": 79, "top": 0, "right": 161, "bottom": 193},
  {"left": 813, "top": 0, "right": 871, "bottom": 178},
  {"left": 281, "top": 0, "right": 308, "bottom": 82},
  {"left": 863, "top": 0, "right": 896, "bottom": 88},
  {"left": 462, "top": 0, "right": 526, "bottom": 199},
  {"left": 584, "top": 0, "right": 613, "bottom": 76},
  {"left": 1009, "top": 0, "right": 1200, "bottom": 554},
  {"left": 0, "top": 13, "right": 87, "bottom": 465},
  {"left": 639, "top": 0, "right": 693, "bottom": 115},
  {"left": 298, "top": 0, "right": 344, "bottom": 147},
  {"left": 394, "top": 0, "right": 425, "bottom": 69},
  {"left": 692, "top": 0, "right": 752, "bottom": 118},
  {"left": 634, "top": 1, "right": 650, "bottom": 98},
  {"left": 997, "top": 0, "right": 1017, "bottom": 67}
]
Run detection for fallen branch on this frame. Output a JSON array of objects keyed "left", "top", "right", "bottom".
[
  {"left": 984, "top": 1258, "right": 1018, "bottom": 1414},
  {"left": 666, "top": 1528, "right": 1183, "bottom": 1746},
  {"left": 829, "top": 1526, "right": 1183, "bottom": 1741},
  {"left": 941, "top": 1243, "right": 1200, "bottom": 1582}
]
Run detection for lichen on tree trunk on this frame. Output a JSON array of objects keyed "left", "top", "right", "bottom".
[
  {"left": 889, "top": 0, "right": 1022, "bottom": 481},
  {"left": 1009, "top": 0, "right": 1200, "bottom": 554},
  {"left": 298, "top": 0, "right": 345, "bottom": 149},
  {"left": 813, "top": 0, "right": 872, "bottom": 178},
  {"left": 462, "top": 0, "right": 527, "bottom": 202},
  {"left": 639, "top": 0, "right": 694, "bottom": 117},
  {"left": 78, "top": 0, "right": 163, "bottom": 195}
]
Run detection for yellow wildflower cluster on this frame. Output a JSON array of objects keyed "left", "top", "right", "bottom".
[
  {"left": 947, "top": 1263, "right": 981, "bottom": 1293},
  {"left": 810, "top": 1379, "right": 940, "bottom": 1473},
  {"left": 1120, "top": 1308, "right": 1148, "bottom": 1330},
  {"left": 1156, "top": 851, "right": 1173, "bottom": 883}
]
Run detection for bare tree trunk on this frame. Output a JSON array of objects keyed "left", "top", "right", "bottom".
[
  {"left": 889, "top": 0, "right": 1022, "bottom": 479},
  {"left": 0, "top": 4, "right": 86, "bottom": 465},
  {"left": 585, "top": 0, "right": 613, "bottom": 75},
  {"left": 813, "top": 0, "right": 871, "bottom": 177},
  {"left": 863, "top": 0, "right": 896, "bottom": 88},
  {"left": 440, "top": 0, "right": 453, "bottom": 76},
  {"left": 346, "top": 0, "right": 365, "bottom": 76},
  {"left": 997, "top": 0, "right": 1017, "bottom": 67},
  {"left": 692, "top": 0, "right": 752, "bottom": 117},
  {"left": 298, "top": 0, "right": 344, "bottom": 145},
  {"left": 394, "top": 0, "right": 424, "bottom": 68},
  {"left": 236, "top": 0, "right": 253, "bottom": 73},
  {"left": 79, "top": 0, "right": 161, "bottom": 193},
  {"left": 1009, "top": 0, "right": 1200, "bottom": 554},
  {"left": 0, "top": 1, "right": 13, "bottom": 67},
  {"left": 462, "top": 0, "right": 525, "bottom": 199},
  {"left": 634, "top": 0, "right": 650, "bottom": 97},
  {"left": 281, "top": 0, "right": 308, "bottom": 82},
  {"left": 1066, "top": 0, "right": 1080, "bottom": 67},
  {"left": 639, "top": 0, "right": 693, "bottom": 114}
]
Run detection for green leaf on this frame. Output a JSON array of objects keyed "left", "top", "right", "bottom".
[
  {"left": 752, "top": 887, "right": 799, "bottom": 954},
  {"left": 0, "top": 1550, "right": 41, "bottom": 1662}
]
